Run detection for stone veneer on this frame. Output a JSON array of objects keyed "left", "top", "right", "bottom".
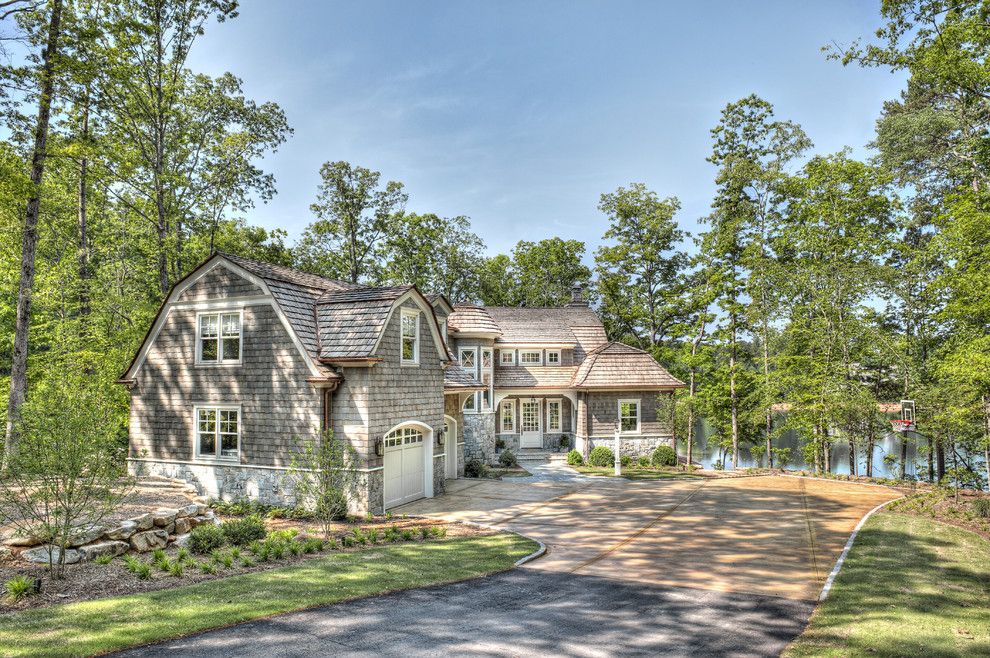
[
  {"left": 463, "top": 412, "right": 496, "bottom": 464},
  {"left": 586, "top": 435, "right": 675, "bottom": 457}
]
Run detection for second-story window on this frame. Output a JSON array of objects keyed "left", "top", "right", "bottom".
[
  {"left": 520, "top": 350, "right": 541, "bottom": 365},
  {"left": 546, "top": 350, "right": 561, "bottom": 365},
  {"left": 401, "top": 309, "right": 419, "bottom": 364},
  {"left": 460, "top": 348, "right": 476, "bottom": 370},
  {"left": 197, "top": 312, "right": 241, "bottom": 364},
  {"left": 500, "top": 350, "right": 515, "bottom": 365}
]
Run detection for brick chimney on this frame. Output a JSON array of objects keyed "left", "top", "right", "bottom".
[{"left": 566, "top": 282, "right": 588, "bottom": 307}]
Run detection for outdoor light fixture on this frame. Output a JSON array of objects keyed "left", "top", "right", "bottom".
[
  {"left": 437, "top": 429, "right": 445, "bottom": 447},
  {"left": 375, "top": 437, "right": 384, "bottom": 457}
]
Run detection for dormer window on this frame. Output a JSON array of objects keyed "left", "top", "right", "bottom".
[
  {"left": 500, "top": 350, "right": 515, "bottom": 365},
  {"left": 401, "top": 309, "right": 419, "bottom": 365},
  {"left": 520, "top": 350, "right": 541, "bottom": 365},
  {"left": 197, "top": 311, "right": 241, "bottom": 365},
  {"left": 546, "top": 350, "right": 561, "bottom": 365}
]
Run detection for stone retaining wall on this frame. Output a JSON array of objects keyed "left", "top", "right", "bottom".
[{"left": 587, "top": 435, "right": 675, "bottom": 457}]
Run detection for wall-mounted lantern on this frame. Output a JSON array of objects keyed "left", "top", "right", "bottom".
[
  {"left": 436, "top": 428, "right": 445, "bottom": 447},
  {"left": 375, "top": 437, "right": 384, "bottom": 457}
]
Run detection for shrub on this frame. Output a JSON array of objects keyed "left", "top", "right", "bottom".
[
  {"left": 221, "top": 515, "right": 267, "bottom": 546},
  {"left": 588, "top": 446, "right": 614, "bottom": 468},
  {"left": 620, "top": 454, "right": 632, "bottom": 467},
  {"left": 972, "top": 498, "right": 990, "bottom": 519},
  {"left": 240, "top": 556, "right": 256, "bottom": 568},
  {"left": 367, "top": 528, "right": 380, "bottom": 543},
  {"left": 189, "top": 524, "right": 227, "bottom": 554},
  {"left": 401, "top": 529, "right": 414, "bottom": 541},
  {"left": 637, "top": 455, "right": 650, "bottom": 467},
  {"left": 167, "top": 561, "right": 184, "bottom": 577},
  {"left": 566, "top": 449, "right": 584, "bottom": 466},
  {"left": 282, "top": 430, "right": 360, "bottom": 539},
  {"left": 651, "top": 445, "right": 677, "bottom": 468},
  {"left": 558, "top": 436, "right": 570, "bottom": 450},
  {"left": 4, "top": 575, "right": 36, "bottom": 602},
  {"left": 499, "top": 450, "right": 518, "bottom": 468},
  {"left": 198, "top": 560, "right": 218, "bottom": 575},
  {"left": 123, "top": 555, "right": 143, "bottom": 574},
  {"left": 495, "top": 437, "right": 506, "bottom": 450},
  {"left": 420, "top": 526, "right": 430, "bottom": 539},
  {"left": 288, "top": 540, "right": 304, "bottom": 556},
  {"left": 465, "top": 459, "right": 488, "bottom": 478}
]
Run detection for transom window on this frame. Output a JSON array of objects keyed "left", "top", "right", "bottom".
[
  {"left": 401, "top": 309, "right": 419, "bottom": 364},
  {"left": 195, "top": 406, "right": 240, "bottom": 460},
  {"left": 547, "top": 400, "right": 562, "bottom": 432},
  {"left": 619, "top": 399, "right": 641, "bottom": 434},
  {"left": 384, "top": 426, "right": 423, "bottom": 448},
  {"left": 197, "top": 312, "right": 241, "bottom": 364},
  {"left": 500, "top": 401, "right": 515, "bottom": 433},
  {"left": 500, "top": 350, "right": 515, "bottom": 365},
  {"left": 546, "top": 350, "right": 561, "bottom": 365},
  {"left": 520, "top": 350, "right": 541, "bottom": 365}
]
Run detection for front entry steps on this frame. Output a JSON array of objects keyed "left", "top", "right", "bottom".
[{"left": 514, "top": 449, "right": 565, "bottom": 462}]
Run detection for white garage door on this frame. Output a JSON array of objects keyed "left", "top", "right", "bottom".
[{"left": 383, "top": 426, "right": 425, "bottom": 509}]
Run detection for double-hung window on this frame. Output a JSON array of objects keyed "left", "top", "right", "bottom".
[
  {"left": 400, "top": 309, "right": 419, "bottom": 364},
  {"left": 618, "top": 399, "right": 641, "bottom": 434},
  {"left": 500, "top": 401, "right": 515, "bottom": 433},
  {"left": 195, "top": 406, "right": 240, "bottom": 460},
  {"left": 520, "top": 350, "right": 541, "bottom": 365},
  {"left": 197, "top": 311, "right": 241, "bottom": 364},
  {"left": 547, "top": 399, "right": 562, "bottom": 432}
]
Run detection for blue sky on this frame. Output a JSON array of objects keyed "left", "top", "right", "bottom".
[{"left": 190, "top": 0, "right": 907, "bottom": 258}]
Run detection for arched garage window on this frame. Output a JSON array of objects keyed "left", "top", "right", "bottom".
[{"left": 384, "top": 426, "right": 424, "bottom": 448}]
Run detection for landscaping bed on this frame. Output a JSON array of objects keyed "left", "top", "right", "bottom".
[
  {"left": 884, "top": 489, "right": 990, "bottom": 541},
  {"left": 784, "top": 511, "right": 990, "bottom": 657},
  {"left": 0, "top": 510, "right": 481, "bottom": 613},
  {"left": 572, "top": 465, "right": 707, "bottom": 480}
]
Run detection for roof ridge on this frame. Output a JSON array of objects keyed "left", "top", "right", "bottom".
[{"left": 219, "top": 252, "right": 362, "bottom": 292}]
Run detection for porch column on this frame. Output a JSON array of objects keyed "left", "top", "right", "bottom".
[{"left": 576, "top": 392, "right": 589, "bottom": 459}]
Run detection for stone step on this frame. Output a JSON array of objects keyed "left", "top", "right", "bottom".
[{"left": 515, "top": 450, "right": 564, "bottom": 461}]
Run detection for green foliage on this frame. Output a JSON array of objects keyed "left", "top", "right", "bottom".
[
  {"left": 651, "top": 445, "right": 677, "bottom": 468},
  {"left": 94, "top": 554, "right": 115, "bottom": 566},
  {"left": 771, "top": 447, "right": 792, "bottom": 468},
  {"left": 566, "top": 449, "right": 584, "bottom": 466},
  {"left": 478, "top": 239, "right": 591, "bottom": 306},
  {"left": 209, "top": 499, "right": 313, "bottom": 521},
  {"left": 498, "top": 449, "right": 518, "bottom": 468},
  {"left": 637, "top": 455, "right": 651, "bottom": 467},
  {"left": 189, "top": 524, "right": 227, "bottom": 554},
  {"left": 620, "top": 454, "right": 632, "bottom": 467},
  {"left": 282, "top": 430, "right": 360, "bottom": 539},
  {"left": 588, "top": 446, "right": 614, "bottom": 468},
  {"left": 971, "top": 498, "right": 990, "bottom": 519},
  {"left": 4, "top": 575, "right": 36, "bottom": 601},
  {"left": 464, "top": 459, "right": 489, "bottom": 478},
  {"left": 221, "top": 516, "right": 267, "bottom": 546}
]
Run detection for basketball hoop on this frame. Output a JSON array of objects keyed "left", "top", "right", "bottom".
[{"left": 890, "top": 418, "right": 914, "bottom": 433}]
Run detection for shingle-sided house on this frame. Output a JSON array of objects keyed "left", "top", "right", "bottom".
[{"left": 120, "top": 254, "right": 683, "bottom": 513}]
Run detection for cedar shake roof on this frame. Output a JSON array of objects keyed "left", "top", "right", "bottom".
[
  {"left": 448, "top": 306, "right": 502, "bottom": 336},
  {"left": 443, "top": 363, "right": 486, "bottom": 391},
  {"left": 485, "top": 306, "right": 602, "bottom": 346},
  {"left": 495, "top": 366, "right": 579, "bottom": 389},
  {"left": 570, "top": 342, "right": 685, "bottom": 390}
]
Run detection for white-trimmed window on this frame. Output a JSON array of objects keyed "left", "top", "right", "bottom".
[
  {"left": 384, "top": 426, "right": 423, "bottom": 448},
  {"left": 500, "top": 350, "right": 515, "bottom": 365},
  {"left": 195, "top": 405, "right": 240, "bottom": 460},
  {"left": 546, "top": 350, "right": 561, "bottom": 365},
  {"left": 463, "top": 395, "right": 476, "bottom": 412},
  {"left": 520, "top": 350, "right": 541, "bottom": 365},
  {"left": 619, "top": 399, "right": 641, "bottom": 434},
  {"left": 460, "top": 348, "right": 477, "bottom": 370},
  {"left": 500, "top": 401, "right": 515, "bottom": 433},
  {"left": 547, "top": 399, "right": 562, "bottom": 432},
  {"left": 482, "top": 348, "right": 493, "bottom": 369},
  {"left": 197, "top": 311, "right": 241, "bottom": 364},
  {"left": 400, "top": 309, "right": 419, "bottom": 364}
]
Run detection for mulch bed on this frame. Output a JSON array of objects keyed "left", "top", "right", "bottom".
[
  {"left": 886, "top": 489, "right": 990, "bottom": 542},
  {"left": 0, "top": 516, "right": 486, "bottom": 614}
]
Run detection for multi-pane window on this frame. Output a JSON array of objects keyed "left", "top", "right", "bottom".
[
  {"left": 401, "top": 310, "right": 419, "bottom": 364},
  {"left": 500, "top": 401, "right": 515, "bottom": 433},
  {"left": 196, "top": 406, "right": 239, "bottom": 459},
  {"left": 500, "top": 350, "right": 515, "bottom": 365},
  {"left": 482, "top": 349, "right": 493, "bottom": 369},
  {"left": 520, "top": 351, "right": 541, "bottom": 365},
  {"left": 619, "top": 399, "right": 640, "bottom": 434},
  {"left": 547, "top": 400, "right": 561, "bottom": 432},
  {"left": 198, "top": 312, "right": 241, "bottom": 364},
  {"left": 460, "top": 348, "right": 476, "bottom": 370},
  {"left": 546, "top": 350, "right": 561, "bottom": 365},
  {"left": 482, "top": 373, "right": 492, "bottom": 409},
  {"left": 384, "top": 426, "right": 423, "bottom": 448}
]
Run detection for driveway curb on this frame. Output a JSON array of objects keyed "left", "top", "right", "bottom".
[
  {"left": 818, "top": 496, "right": 903, "bottom": 601},
  {"left": 400, "top": 515, "right": 548, "bottom": 566}
]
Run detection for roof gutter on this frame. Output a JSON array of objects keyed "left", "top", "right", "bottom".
[{"left": 318, "top": 356, "right": 384, "bottom": 366}]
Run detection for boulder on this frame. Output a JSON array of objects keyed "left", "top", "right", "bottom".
[
  {"left": 129, "top": 513, "right": 154, "bottom": 531},
  {"left": 173, "top": 517, "right": 192, "bottom": 535},
  {"left": 0, "top": 546, "right": 12, "bottom": 563},
  {"left": 22, "top": 545, "right": 81, "bottom": 565},
  {"left": 79, "top": 540, "right": 129, "bottom": 561},
  {"left": 177, "top": 503, "right": 200, "bottom": 519},
  {"left": 105, "top": 520, "right": 139, "bottom": 541},
  {"left": 66, "top": 524, "right": 105, "bottom": 548},
  {"left": 152, "top": 509, "right": 177, "bottom": 527},
  {"left": 129, "top": 530, "right": 168, "bottom": 552},
  {"left": 172, "top": 533, "right": 191, "bottom": 549}
]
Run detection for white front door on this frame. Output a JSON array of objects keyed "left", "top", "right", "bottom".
[
  {"left": 520, "top": 400, "right": 542, "bottom": 449},
  {"left": 384, "top": 426, "right": 426, "bottom": 509}
]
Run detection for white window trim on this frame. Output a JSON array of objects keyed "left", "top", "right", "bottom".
[
  {"left": 459, "top": 347, "right": 478, "bottom": 372},
  {"left": 195, "top": 310, "right": 243, "bottom": 367},
  {"left": 546, "top": 350, "right": 561, "bottom": 365},
  {"left": 546, "top": 398, "right": 562, "bottom": 432},
  {"left": 400, "top": 308, "right": 420, "bottom": 366},
  {"left": 192, "top": 404, "right": 242, "bottom": 462},
  {"left": 462, "top": 394, "right": 477, "bottom": 413},
  {"left": 520, "top": 350, "right": 542, "bottom": 366},
  {"left": 500, "top": 400, "right": 516, "bottom": 433},
  {"left": 500, "top": 349, "right": 516, "bottom": 365},
  {"left": 618, "top": 398, "right": 642, "bottom": 435}
]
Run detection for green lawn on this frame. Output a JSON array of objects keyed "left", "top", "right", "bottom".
[
  {"left": 785, "top": 512, "right": 990, "bottom": 657},
  {"left": 573, "top": 465, "right": 704, "bottom": 480},
  {"left": 0, "top": 533, "right": 537, "bottom": 657}
]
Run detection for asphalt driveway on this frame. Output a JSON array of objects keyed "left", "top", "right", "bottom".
[{"left": 119, "top": 472, "right": 899, "bottom": 657}]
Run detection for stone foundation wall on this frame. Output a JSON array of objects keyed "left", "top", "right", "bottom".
[
  {"left": 587, "top": 435, "right": 675, "bottom": 457},
  {"left": 463, "top": 412, "right": 496, "bottom": 464},
  {"left": 433, "top": 456, "right": 446, "bottom": 496}
]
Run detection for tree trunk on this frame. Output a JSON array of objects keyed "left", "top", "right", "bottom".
[
  {"left": 927, "top": 436, "right": 934, "bottom": 483},
  {"left": 865, "top": 428, "right": 874, "bottom": 478},
  {"left": 5, "top": 0, "right": 64, "bottom": 461},
  {"left": 848, "top": 438, "right": 856, "bottom": 476},
  {"left": 936, "top": 438, "right": 945, "bottom": 481},
  {"left": 983, "top": 395, "right": 990, "bottom": 492},
  {"left": 77, "top": 103, "right": 91, "bottom": 322},
  {"left": 729, "top": 311, "right": 739, "bottom": 469},
  {"left": 899, "top": 432, "right": 908, "bottom": 480}
]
